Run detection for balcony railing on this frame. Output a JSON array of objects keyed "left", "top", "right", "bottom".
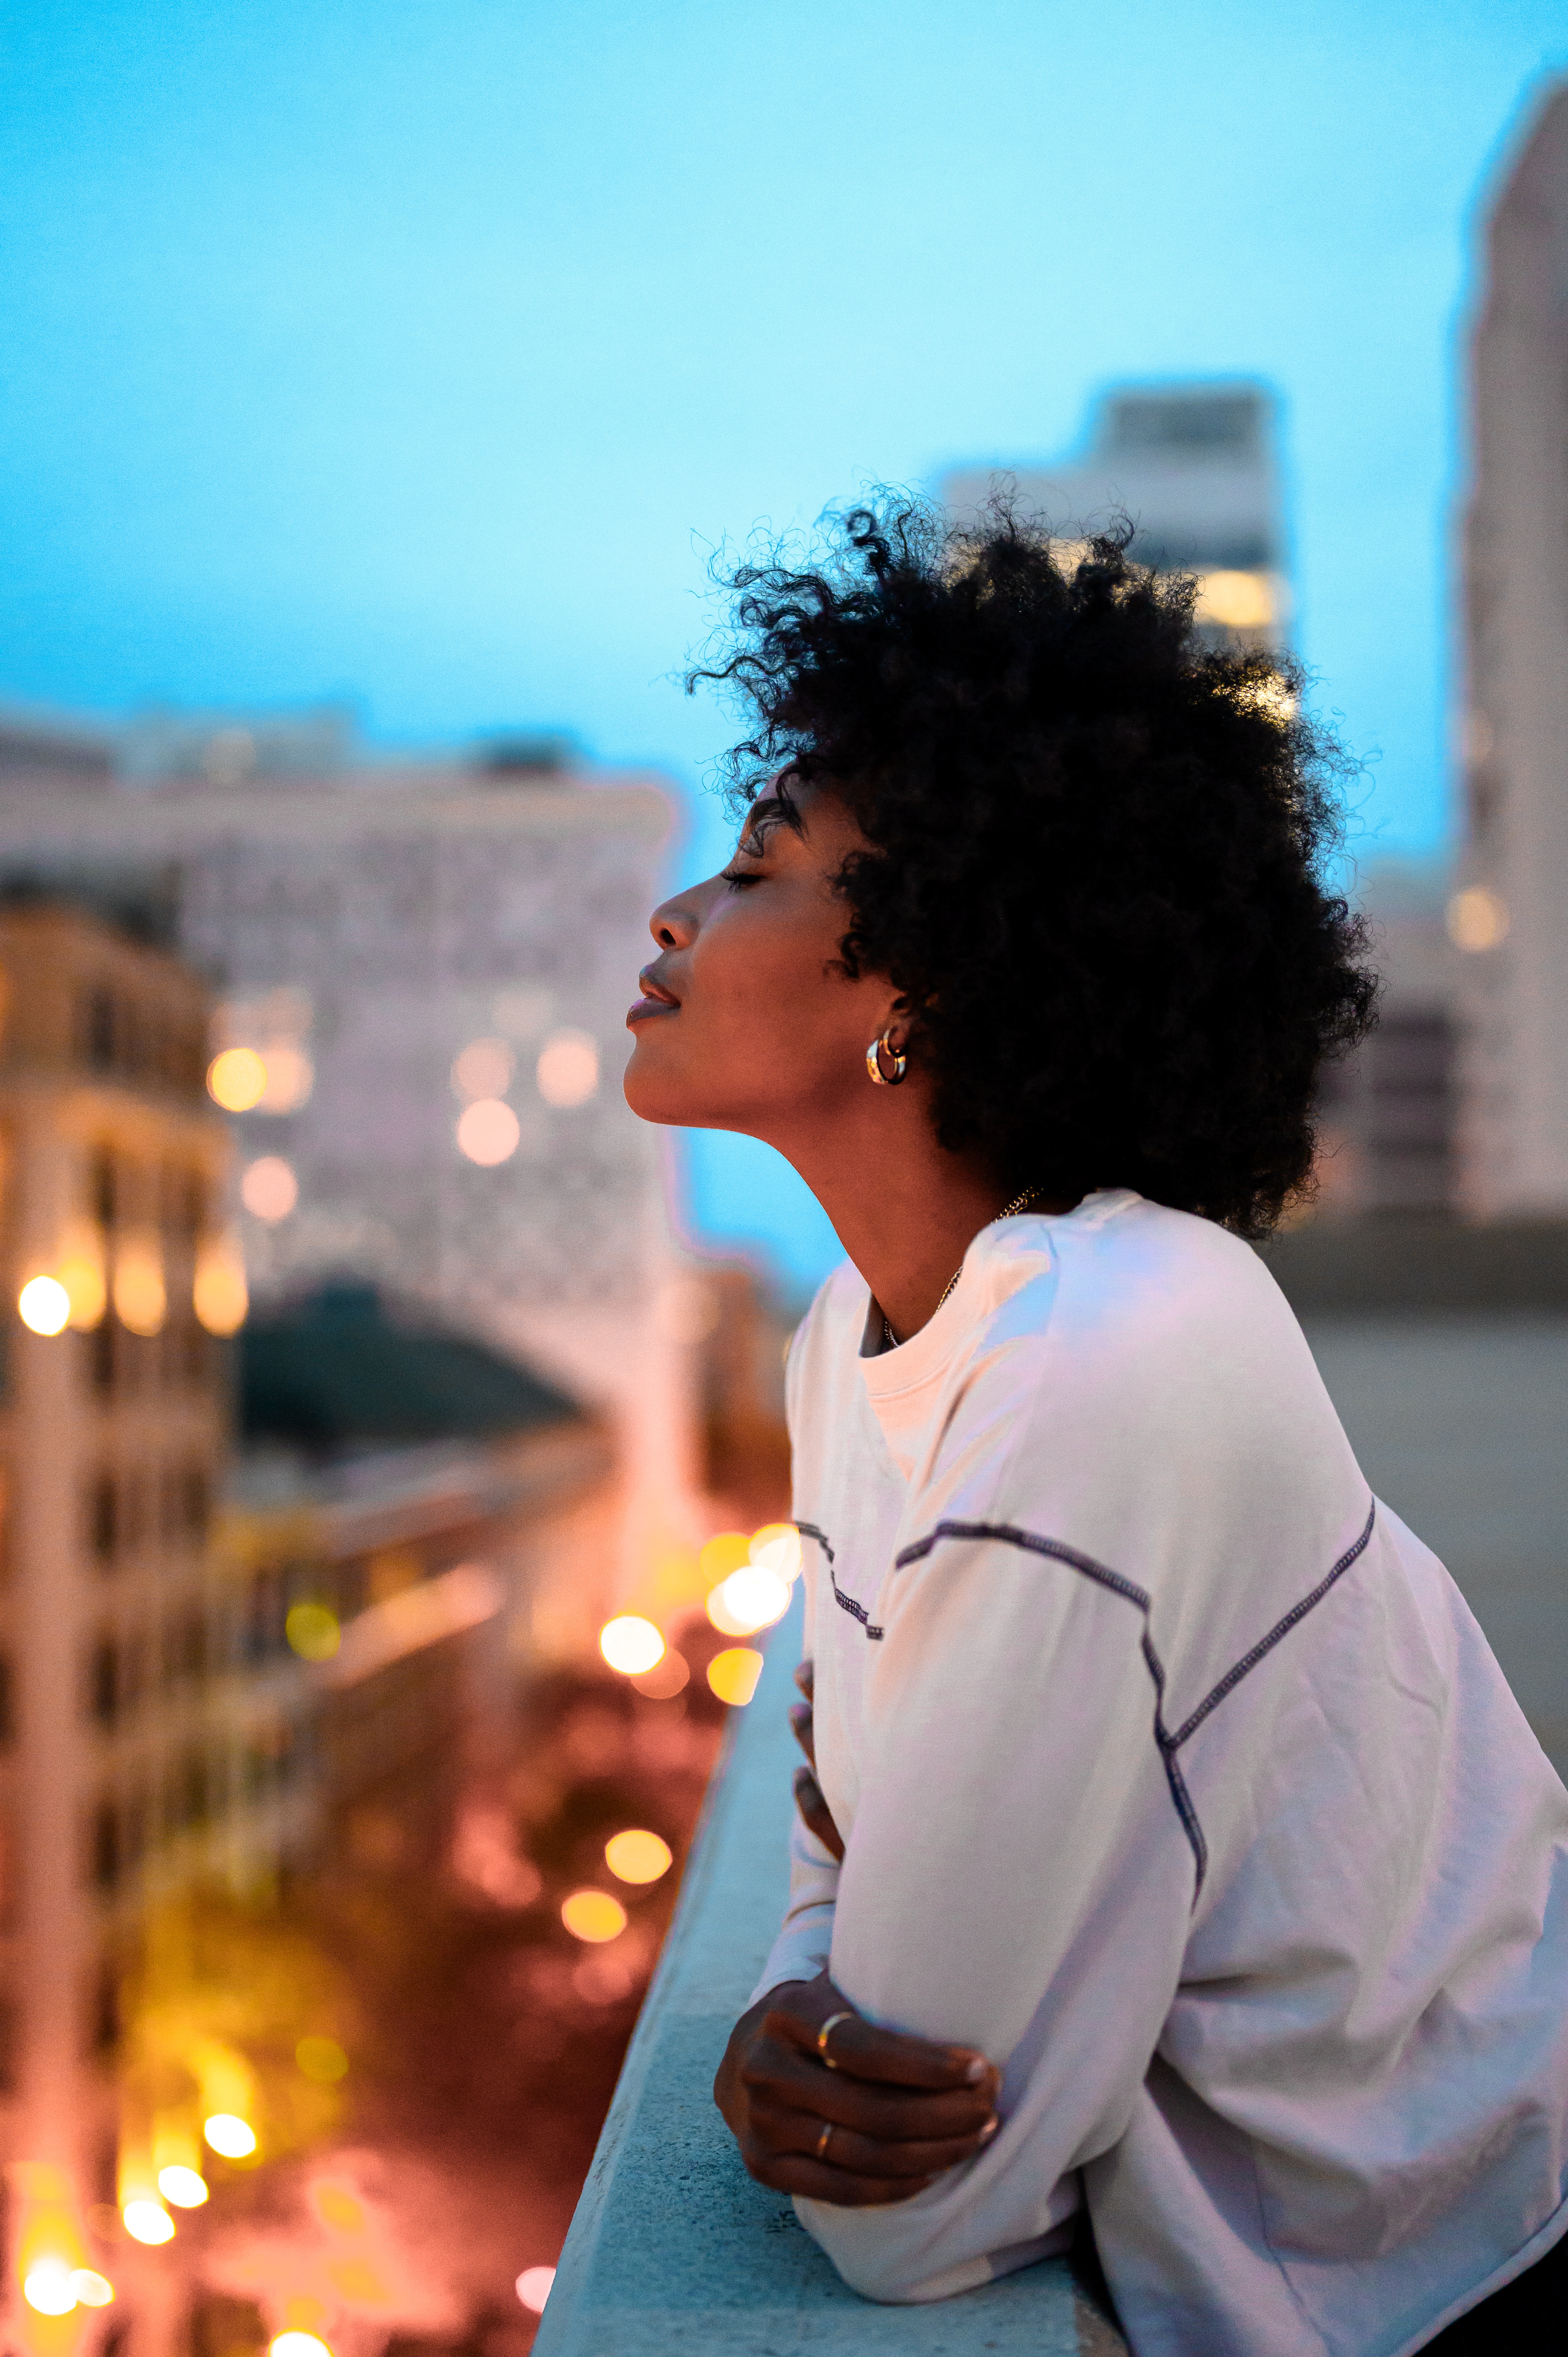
[{"left": 535, "top": 1592, "right": 1127, "bottom": 2354}]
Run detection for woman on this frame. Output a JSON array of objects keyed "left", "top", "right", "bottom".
[{"left": 622, "top": 506, "right": 1568, "bottom": 2354}]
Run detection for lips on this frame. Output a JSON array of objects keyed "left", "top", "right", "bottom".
[{"left": 627, "top": 971, "right": 680, "bottom": 1026}]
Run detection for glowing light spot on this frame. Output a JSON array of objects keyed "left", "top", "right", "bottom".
[
  {"left": 630, "top": 1648, "right": 689, "bottom": 1700},
  {"left": 598, "top": 1615, "right": 665, "bottom": 1676},
  {"left": 18, "top": 1276, "right": 70, "bottom": 1335},
  {"left": 113, "top": 1237, "right": 166, "bottom": 1336},
  {"left": 560, "top": 1889, "right": 628, "bottom": 1943},
  {"left": 71, "top": 2271, "right": 114, "bottom": 2308},
  {"left": 706, "top": 1565, "right": 791, "bottom": 1637},
  {"left": 707, "top": 1647, "right": 765, "bottom": 1707},
  {"left": 204, "top": 2113, "right": 257, "bottom": 2158},
  {"left": 749, "top": 1523, "right": 803, "bottom": 1581},
  {"left": 24, "top": 2260, "right": 78, "bottom": 2315},
  {"left": 58, "top": 1221, "right": 108, "bottom": 1328},
  {"left": 270, "top": 2337, "right": 334, "bottom": 2357},
  {"left": 257, "top": 1044, "right": 313, "bottom": 1112},
  {"left": 286, "top": 1602, "right": 341, "bottom": 1661},
  {"left": 157, "top": 2165, "right": 208, "bottom": 2209},
  {"left": 452, "top": 1037, "right": 515, "bottom": 1101},
  {"left": 456, "top": 1097, "right": 521, "bottom": 1166},
  {"left": 1447, "top": 885, "right": 1509, "bottom": 953},
  {"left": 295, "top": 2035, "right": 349, "bottom": 2083},
  {"left": 1194, "top": 570, "right": 1276, "bottom": 631},
  {"left": 605, "top": 1829, "right": 673, "bottom": 1885},
  {"left": 122, "top": 2200, "right": 175, "bottom": 2245},
  {"left": 194, "top": 1234, "right": 249, "bottom": 1334},
  {"left": 327, "top": 2257, "right": 389, "bottom": 2304},
  {"left": 208, "top": 1047, "right": 268, "bottom": 1111},
  {"left": 311, "top": 2181, "right": 365, "bottom": 2235},
  {"left": 241, "top": 1156, "right": 298, "bottom": 1223},
  {"left": 700, "top": 1531, "right": 751, "bottom": 1584},
  {"left": 536, "top": 1029, "right": 599, "bottom": 1108},
  {"left": 516, "top": 2266, "right": 556, "bottom": 2313}
]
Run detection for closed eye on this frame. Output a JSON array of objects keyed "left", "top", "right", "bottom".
[{"left": 720, "top": 867, "right": 763, "bottom": 888}]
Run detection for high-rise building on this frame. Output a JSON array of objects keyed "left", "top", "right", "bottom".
[
  {"left": 0, "top": 729, "right": 700, "bottom": 1612},
  {"left": 1455, "top": 81, "right": 1568, "bottom": 1217},
  {"left": 943, "top": 380, "right": 1289, "bottom": 649}
]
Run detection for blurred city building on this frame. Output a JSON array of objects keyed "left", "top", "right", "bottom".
[
  {"left": 943, "top": 378, "right": 1289, "bottom": 650},
  {"left": 1455, "top": 79, "right": 1568, "bottom": 1217},
  {"left": 0, "top": 714, "right": 702, "bottom": 1639}
]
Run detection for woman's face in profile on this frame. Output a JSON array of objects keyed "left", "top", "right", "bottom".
[{"left": 623, "top": 786, "right": 897, "bottom": 1143}]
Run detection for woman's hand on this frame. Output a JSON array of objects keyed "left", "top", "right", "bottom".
[
  {"left": 789, "top": 1660, "right": 845, "bottom": 1862},
  {"left": 713, "top": 1970, "right": 1000, "bottom": 2208}
]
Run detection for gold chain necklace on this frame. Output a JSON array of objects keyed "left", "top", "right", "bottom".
[{"left": 881, "top": 1184, "right": 1049, "bottom": 1352}]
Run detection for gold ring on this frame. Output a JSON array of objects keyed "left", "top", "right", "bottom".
[
  {"left": 816, "top": 2120, "right": 834, "bottom": 2162},
  {"left": 816, "top": 2010, "right": 855, "bottom": 2069}
]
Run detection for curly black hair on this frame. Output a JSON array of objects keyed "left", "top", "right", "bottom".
[{"left": 692, "top": 498, "right": 1377, "bottom": 1238}]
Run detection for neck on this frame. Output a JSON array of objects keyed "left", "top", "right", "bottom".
[{"left": 768, "top": 1085, "right": 1054, "bottom": 1342}]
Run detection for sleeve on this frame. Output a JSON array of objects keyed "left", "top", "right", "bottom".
[
  {"left": 747, "top": 1811, "right": 839, "bottom": 2005},
  {"left": 793, "top": 1341, "right": 1199, "bottom": 2302}
]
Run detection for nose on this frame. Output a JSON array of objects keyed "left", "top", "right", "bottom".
[{"left": 649, "top": 890, "right": 698, "bottom": 952}]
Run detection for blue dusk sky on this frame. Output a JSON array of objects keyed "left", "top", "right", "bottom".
[{"left": 2, "top": 1, "right": 1563, "bottom": 1289}]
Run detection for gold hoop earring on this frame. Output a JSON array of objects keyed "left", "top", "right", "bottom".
[{"left": 865, "top": 1025, "right": 908, "bottom": 1087}]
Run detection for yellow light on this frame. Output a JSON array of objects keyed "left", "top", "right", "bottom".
[
  {"left": 59, "top": 1218, "right": 108, "bottom": 1329},
  {"left": 295, "top": 2035, "right": 348, "bottom": 2083},
  {"left": 194, "top": 1235, "right": 249, "bottom": 1336},
  {"left": 604, "top": 1829, "right": 673, "bottom": 1885},
  {"left": 707, "top": 1647, "right": 765, "bottom": 1707},
  {"left": 515, "top": 2266, "right": 556, "bottom": 2313},
  {"left": 699, "top": 1531, "right": 751, "bottom": 1583},
  {"left": 241, "top": 1156, "right": 298, "bottom": 1223},
  {"left": 113, "top": 1236, "right": 166, "bottom": 1336},
  {"left": 749, "top": 1523, "right": 803, "bottom": 1581},
  {"left": 18, "top": 1276, "right": 70, "bottom": 1335},
  {"left": 706, "top": 1565, "right": 791, "bottom": 1637},
  {"left": 536, "top": 1030, "right": 599, "bottom": 1108},
  {"left": 208, "top": 1046, "right": 268, "bottom": 1111},
  {"left": 23, "top": 2260, "right": 78, "bottom": 2316},
  {"left": 204, "top": 2113, "right": 258, "bottom": 2159},
  {"left": 1194, "top": 569, "right": 1276, "bottom": 631},
  {"left": 122, "top": 2200, "right": 175, "bottom": 2245},
  {"left": 286, "top": 1602, "right": 341, "bottom": 1661},
  {"left": 70, "top": 2271, "right": 115, "bottom": 2308},
  {"left": 598, "top": 1615, "right": 665, "bottom": 1676},
  {"left": 1447, "top": 884, "right": 1509, "bottom": 953},
  {"left": 456, "top": 1097, "right": 521, "bottom": 1166},
  {"left": 560, "top": 1889, "right": 628, "bottom": 1943},
  {"left": 452, "top": 1037, "right": 516, "bottom": 1101},
  {"left": 270, "top": 2337, "right": 334, "bottom": 2357},
  {"left": 157, "top": 2166, "right": 208, "bottom": 2209}
]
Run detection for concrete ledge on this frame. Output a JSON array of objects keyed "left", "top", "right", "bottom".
[{"left": 535, "top": 1592, "right": 1127, "bottom": 2354}]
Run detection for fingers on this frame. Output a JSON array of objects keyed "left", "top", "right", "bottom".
[
  {"left": 743, "top": 2035, "right": 996, "bottom": 2145},
  {"left": 788, "top": 1700, "right": 818, "bottom": 1770},
  {"left": 793, "top": 1766, "right": 845, "bottom": 1861},
  {"left": 770, "top": 1996, "right": 998, "bottom": 2099},
  {"left": 739, "top": 2146, "right": 938, "bottom": 2207},
  {"left": 750, "top": 2104, "right": 997, "bottom": 2180},
  {"left": 793, "top": 1659, "right": 814, "bottom": 1702}
]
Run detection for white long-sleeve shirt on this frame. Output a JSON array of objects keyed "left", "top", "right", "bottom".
[{"left": 750, "top": 1189, "right": 1568, "bottom": 2357}]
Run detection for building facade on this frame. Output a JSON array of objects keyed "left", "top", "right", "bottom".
[
  {"left": 1455, "top": 81, "right": 1568, "bottom": 1217},
  {"left": 943, "top": 379, "right": 1290, "bottom": 650}
]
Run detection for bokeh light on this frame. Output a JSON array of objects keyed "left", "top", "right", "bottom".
[
  {"left": 456, "top": 1097, "right": 521, "bottom": 1165},
  {"left": 122, "top": 2200, "right": 175, "bottom": 2245},
  {"left": 286, "top": 1601, "right": 341, "bottom": 1661},
  {"left": 270, "top": 2337, "right": 334, "bottom": 2357},
  {"left": 749, "top": 1523, "right": 804, "bottom": 1580},
  {"left": 194, "top": 1234, "right": 249, "bottom": 1334},
  {"left": 23, "top": 2261, "right": 78, "bottom": 2316},
  {"left": 706, "top": 1564, "right": 791, "bottom": 1637},
  {"left": 113, "top": 1242, "right": 166, "bottom": 1336},
  {"left": 598, "top": 1615, "right": 665, "bottom": 1675},
  {"left": 630, "top": 1648, "right": 689, "bottom": 1700},
  {"left": 157, "top": 2166, "right": 208, "bottom": 2208},
  {"left": 241, "top": 1155, "right": 299, "bottom": 1222},
  {"left": 560, "top": 1889, "right": 628, "bottom": 1943},
  {"left": 707, "top": 1647, "right": 765, "bottom": 1707},
  {"left": 452, "top": 1036, "right": 516, "bottom": 1100},
  {"left": 699, "top": 1531, "right": 751, "bottom": 1583},
  {"left": 70, "top": 2272, "right": 114, "bottom": 2308},
  {"left": 204, "top": 2113, "right": 258, "bottom": 2158},
  {"left": 295, "top": 2035, "right": 349, "bottom": 2083},
  {"left": 1447, "top": 884, "right": 1510, "bottom": 952},
  {"left": 604, "top": 1829, "right": 673, "bottom": 1884},
  {"left": 535, "top": 1029, "right": 599, "bottom": 1107},
  {"left": 207, "top": 1046, "right": 268, "bottom": 1110},
  {"left": 257, "top": 1043, "right": 313, "bottom": 1111},
  {"left": 516, "top": 2266, "right": 556, "bottom": 2313},
  {"left": 18, "top": 1276, "right": 70, "bottom": 1335}
]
